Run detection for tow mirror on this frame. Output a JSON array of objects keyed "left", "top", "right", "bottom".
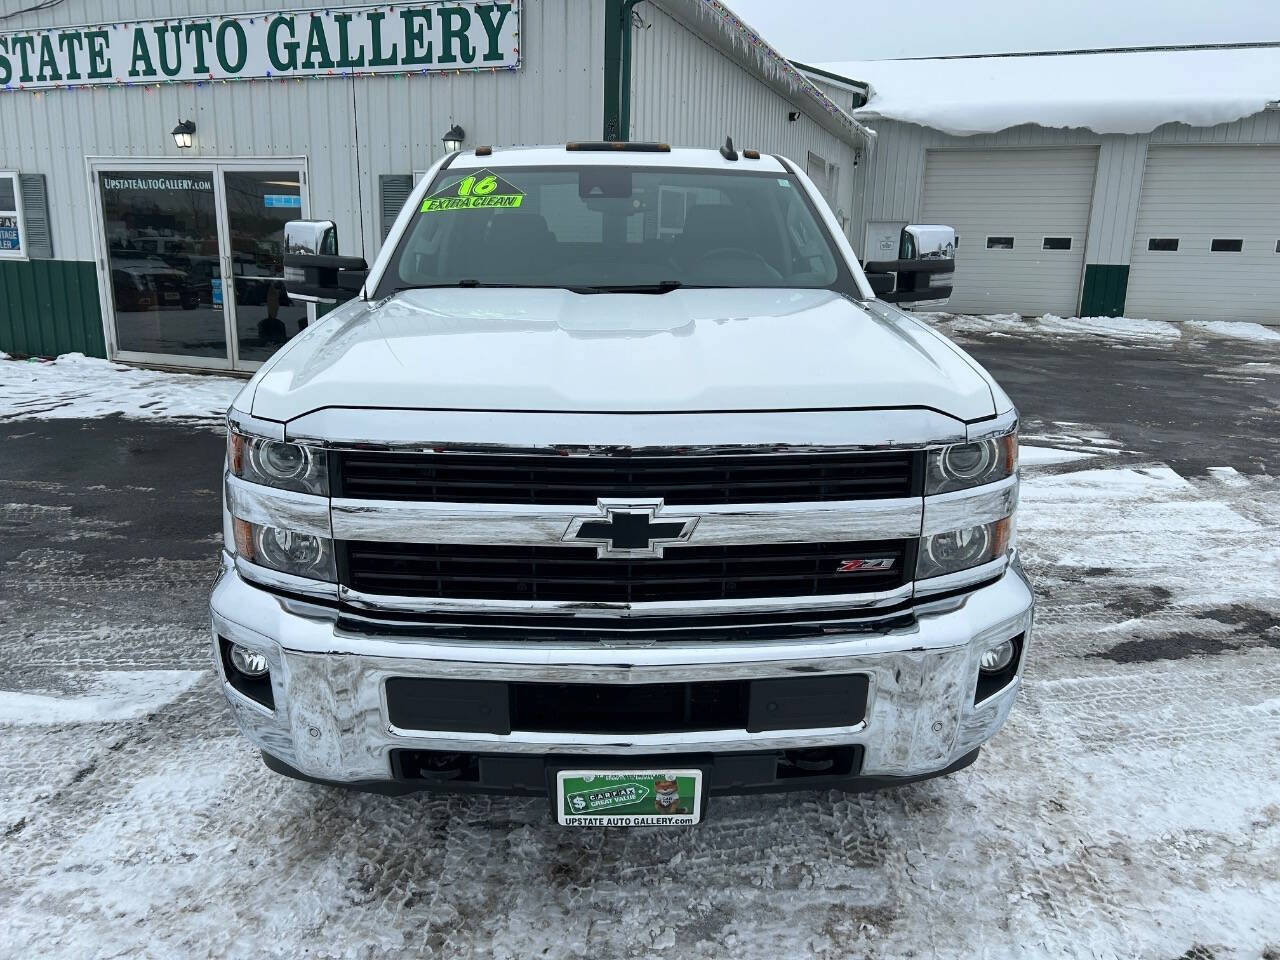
[
  {"left": 863, "top": 224, "right": 955, "bottom": 307},
  {"left": 282, "top": 219, "right": 368, "bottom": 303}
]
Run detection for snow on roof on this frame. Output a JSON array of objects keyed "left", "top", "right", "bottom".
[{"left": 815, "top": 47, "right": 1280, "bottom": 136}]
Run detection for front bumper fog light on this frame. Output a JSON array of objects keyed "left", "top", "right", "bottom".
[
  {"left": 228, "top": 643, "right": 269, "bottom": 678},
  {"left": 979, "top": 640, "right": 1016, "bottom": 674}
]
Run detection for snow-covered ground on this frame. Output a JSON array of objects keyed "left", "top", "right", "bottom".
[
  {"left": 0, "top": 353, "right": 240, "bottom": 424},
  {"left": 0, "top": 331, "right": 1278, "bottom": 958},
  {"left": 919, "top": 311, "right": 1280, "bottom": 345}
]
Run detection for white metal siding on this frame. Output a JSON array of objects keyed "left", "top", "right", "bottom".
[
  {"left": 1127, "top": 145, "right": 1280, "bottom": 324},
  {"left": 853, "top": 111, "right": 1280, "bottom": 268},
  {"left": 628, "top": 4, "right": 860, "bottom": 236},
  {"left": 919, "top": 148, "right": 1097, "bottom": 315},
  {"left": 0, "top": 0, "right": 604, "bottom": 264}
]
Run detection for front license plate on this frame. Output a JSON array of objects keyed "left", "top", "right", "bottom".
[{"left": 556, "top": 769, "right": 703, "bottom": 826}]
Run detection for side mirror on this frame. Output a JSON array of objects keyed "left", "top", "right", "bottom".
[
  {"left": 863, "top": 224, "right": 955, "bottom": 308},
  {"left": 282, "top": 219, "right": 369, "bottom": 304}
]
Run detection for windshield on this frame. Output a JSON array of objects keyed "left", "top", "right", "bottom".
[{"left": 375, "top": 165, "right": 853, "bottom": 297}]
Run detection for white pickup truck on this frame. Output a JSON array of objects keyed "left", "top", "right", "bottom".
[{"left": 211, "top": 142, "right": 1031, "bottom": 825}]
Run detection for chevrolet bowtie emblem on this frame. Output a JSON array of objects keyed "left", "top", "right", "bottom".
[{"left": 563, "top": 500, "right": 699, "bottom": 559}]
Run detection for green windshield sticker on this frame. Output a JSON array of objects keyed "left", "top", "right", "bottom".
[{"left": 421, "top": 169, "right": 525, "bottom": 212}]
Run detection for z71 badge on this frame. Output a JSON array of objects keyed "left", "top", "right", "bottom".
[{"left": 835, "top": 558, "right": 897, "bottom": 573}]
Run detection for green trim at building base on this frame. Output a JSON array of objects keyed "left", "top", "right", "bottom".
[
  {"left": 0, "top": 259, "right": 106, "bottom": 359},
  {"left": 1079, "top": 263, "right": 1129, "bottom": 318}
]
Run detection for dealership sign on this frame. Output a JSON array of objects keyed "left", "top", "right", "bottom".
[{"left": 0, "top": 3, "right": 519, "bottom": 90}]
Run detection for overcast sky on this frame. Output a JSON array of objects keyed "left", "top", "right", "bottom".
[{"left": 726, "top": 0, "right": 1280, "bottom": 62}]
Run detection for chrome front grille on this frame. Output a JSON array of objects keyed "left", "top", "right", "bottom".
[
  {"left": 334, "top": 449, "right": 922, "bottom": 504},
  {"left": 331, "top": 447, "right": 923, "bottom": 616},
  {"left": 339, "top": 538, "right": 914, "bottom": 603}
]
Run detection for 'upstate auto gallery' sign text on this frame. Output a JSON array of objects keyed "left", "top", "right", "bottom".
[{"left": 0, "top": 3, "right": 519, "bottom": 89}]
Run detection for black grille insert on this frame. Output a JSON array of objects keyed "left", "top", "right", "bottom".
[
  {"left": 341, "top": 539, "right": 911, "bottom": 603},
  {"left": 384, "top": 675, "right": 868, "bottom": 735},
  {"left": 335, "top": 449, "right": 921, "bottom": 505}
]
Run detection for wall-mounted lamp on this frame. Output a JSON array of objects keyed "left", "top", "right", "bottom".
[
  {"left": 787, "top": 111, "right": 800, "bottom": 122},
  {"left": 442, "top": 124, "right": 466, "bottom": 152},
  {"left": 171, "top": 119, "right": 196, "bottom": 149}
]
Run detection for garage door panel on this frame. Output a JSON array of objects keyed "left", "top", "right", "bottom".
[
  {"left": 920, "top": 148, "right": 1097, "bottom": 315},
  {"left": 1127, "top": 146, "right": 1280, "bottom": 323}
]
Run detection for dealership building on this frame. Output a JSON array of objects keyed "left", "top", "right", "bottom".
[
  {"left": 0, "top": 0, "right": 869, "bottom": 370},
  {"left": 801, "top": 46, "right": 1280, "bottom": 323}
]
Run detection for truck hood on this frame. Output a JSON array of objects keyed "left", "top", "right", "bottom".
[{"left": 249, "top": 288, "right": 995, "bottom": 423}]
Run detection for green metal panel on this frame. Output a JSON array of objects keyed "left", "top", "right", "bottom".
[
  {"left": 0, "top": 259, "right": 106, "bottom": 359},
  {"left": 602, "top": 0, "right": 624, "bottom": 140},
  {"left": 1079, "top": 263, "right": 1130, "bottom": 318}
]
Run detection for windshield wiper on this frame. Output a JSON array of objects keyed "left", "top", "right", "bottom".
[
  {"left": 572, "top": 280, "right": 689, "bottom": 294},
  {"left": 395, "top": 280, "right": 538, "bottom": 290}
]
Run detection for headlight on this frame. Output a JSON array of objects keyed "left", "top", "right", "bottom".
[
  {"left": 916, "top": 517, "right": 1012, "bottom": 580},
  {"left": 233, "top": 519, "right": 336, "bottom": 582},
  {"left": 926, "top": 431, "right": 1017, "bottom": 494},
  {"left": 228, "top": 429, "right": 328, "bottom": 496}
]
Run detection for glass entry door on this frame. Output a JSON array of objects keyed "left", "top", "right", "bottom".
[
  {"left": 98, "top": 169, "right": 228, "bottom": 363},
  {"left": 223, "top": 170, "right": 310, "bottom": 365},
  {"left": 93, "top": 159, "right": 310, "bottom": 371}
]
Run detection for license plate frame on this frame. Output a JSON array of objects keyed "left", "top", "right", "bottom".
[{"left": 554, "top": 768, "right": 704, "bottom": 826}]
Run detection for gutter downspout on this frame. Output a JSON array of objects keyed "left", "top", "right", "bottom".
[
  {"left": 618, "top": 0, "right": 646, "bottom": 142},
  {"left": 603, "top": 0, "right": 646, "bottom": 141}
]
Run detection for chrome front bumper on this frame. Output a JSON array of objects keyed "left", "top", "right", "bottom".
[{"left": 210, "top": 554, "right": 1034, "bottom": 786}]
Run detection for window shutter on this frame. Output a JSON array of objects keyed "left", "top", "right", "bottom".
[
  {"left": 19, "top": 174, "right": 52, "bottom": 258},
  {"left": 379, "top": 174, "right": 413, "bottom": 242}
]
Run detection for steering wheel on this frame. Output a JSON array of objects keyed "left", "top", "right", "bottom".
[{"left": 696, "top": 246, "right": 783, "bottom": 280}]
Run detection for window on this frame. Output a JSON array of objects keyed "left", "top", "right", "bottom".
[
  {"left": 380, "top": 166, "right": 853, "bottom": 298},
  {"left": 986, "top": 236, "right": 1014, "bottom": 250},
  {"left": 1210, "top": 238, "right": 1243, "bottom": 252},
  {"left": 0, "top": 172, "right": 25, "bottom": 259},
  {"left": 1148, "top": 238, "right": 1179, "bottom": 252},
  {"left": 1042, "top": 237, "right": 1072, "bottom": 250}
]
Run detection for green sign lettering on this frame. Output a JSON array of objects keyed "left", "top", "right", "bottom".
[
  {"left": 127, "top": 27, "right": 154, "bottom": 78},
  {"left": 215, "top": 20, "right": 247, "bottom": 73},
  {"left": 475, "top": 4, "right": 512, "bottom": 63},
  {"left": 85, "top": 30, "right": 109, "bottom": 78},
  {"left": 0, "top": 4, "right": 520, "bottom": 90},
  {"left": 437, "top": 7, "right": 475, "bottom": 65},
  {"left": 154, "top": 24, "right": 183, "bottom": 77},
  {"left": 36, "top": 33, "right": 61, "bottom": 81},
  {"left": 57, "top": 31, "right": 84, "bottom": 80},
  {"left": 399, "top": 9, "right": 433, "bottom": 66},
  {"left": 301, "top": 15, "right": 334, "bottom": 70},
  {"left": 184, "top": 22, "right": 213, "bottom": 74},
  {"left": 268, "top": 16, "right": 299, "bottom": 72},
  {"left": 366, "top": 11, "right": 398, "bottom": 67}
]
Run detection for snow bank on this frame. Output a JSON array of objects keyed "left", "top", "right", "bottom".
[
  {"left": 1187, "top": 320, "right": 1280, "bottom": 343},
  {"left": 1037, "top": 313, "right": 1181, "bottom": 340},
  {"left": 1019, "top": 445, "right": 1097, "bottom": 467},
  {"left": 0, "top": 353, "right": 241, "bottom": 423},
  {"left": 818, "top": 47, "right": 1280, "bottom": 136},
  {"left": 920, "top": 312, "right": 1187, "bottom": 341}
]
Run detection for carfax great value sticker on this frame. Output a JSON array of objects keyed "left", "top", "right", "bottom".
[
  {"left": 420, "top": 169, "right": 524, "bottom": 212},
  {"left": 556, "top": 770, "right": 703, "bottom": 826}
]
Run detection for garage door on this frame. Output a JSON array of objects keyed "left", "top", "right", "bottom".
[
  {"left": 920, "top": 148, "right": 1097, "bottom": 315},
  {"left": 1127, "top": 146, "right": 1280, "bottom": 324}
]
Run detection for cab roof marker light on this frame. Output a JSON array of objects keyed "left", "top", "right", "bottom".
[
  {"left": 565, "top": 142, "right": 671, "bottom": 152},
  {"left": 475, "top": 146, "right": 493, "bottom": 156},
  {"left": 743, "top": 149, "right": 761, "bottom": 160}
]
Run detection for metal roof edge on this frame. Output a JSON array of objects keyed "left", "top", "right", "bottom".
[{"left": 649, "top": 0, "right": 875, "bottom": 150}]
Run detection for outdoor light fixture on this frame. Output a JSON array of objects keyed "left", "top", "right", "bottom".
[
  {"left": 441, "top": 124, "right": 465, "bottom": 152},
  {"left": 171, "top": 119, "right": 196, "bottom": 149}
]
